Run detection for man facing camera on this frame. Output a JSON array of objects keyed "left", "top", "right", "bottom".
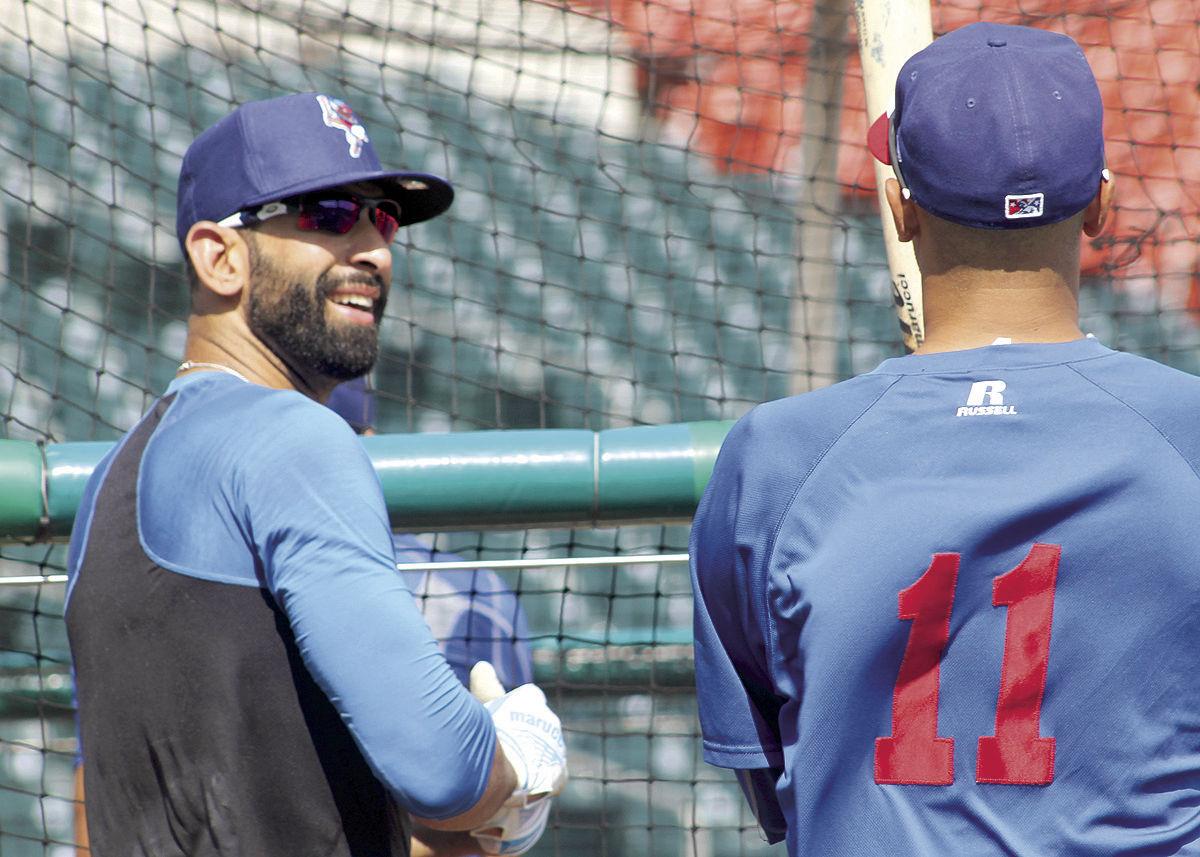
[{"left": 67, "top": 93, "right": 565, "bottom": 857}]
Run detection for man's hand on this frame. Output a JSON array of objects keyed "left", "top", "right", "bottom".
[
  {"left": 468, "top": 663, "right": 567, "bottom": 856},
  {"left": 468, "top": 660, "right": 508, "bottom": 703},
  {"left": 411, "top": 826, "right": 490, "bottom": 857}
]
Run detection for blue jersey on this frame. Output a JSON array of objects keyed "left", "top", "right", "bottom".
[
  {"left": 66, "top": 372, "right": 497, "bottom": 856},
  {"left": 691, "top": 338, "right": 1200, "bottom": 856},
  {"left": 393, "top": 534, "right": 534, "bottom": 690}
]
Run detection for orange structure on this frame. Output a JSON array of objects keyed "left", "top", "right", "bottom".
[{"left": 565, "top": 0, "right": 1199, "bottom": 308}]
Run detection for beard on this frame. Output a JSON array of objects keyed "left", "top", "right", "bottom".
[{"left": 245, "top": 237, "right": 388, "bottom": 381}]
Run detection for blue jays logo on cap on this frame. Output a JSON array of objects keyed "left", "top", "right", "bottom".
[{"left": 317, "top": 95, "right": 369, "bottom": 158}]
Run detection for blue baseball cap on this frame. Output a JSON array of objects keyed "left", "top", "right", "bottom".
[
  {"left": 326, "top": 376, "right": 376, "bottom": 433},
  {"left": 176, "top": 92, "right": 454, "bottom": 247},
  {"left": 868, "top": 23, "right": 1105, "bottom": 230}
]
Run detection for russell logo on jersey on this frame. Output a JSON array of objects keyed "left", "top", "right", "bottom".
[{"left": 956, "top": 380, "right": 1018, "bottom": 417}]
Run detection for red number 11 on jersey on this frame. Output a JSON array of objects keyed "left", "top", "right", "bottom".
[{"left": 874, "top": 544, "right": 1060, "bottom": 786}]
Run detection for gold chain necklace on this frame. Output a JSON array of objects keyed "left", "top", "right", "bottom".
[{"left": 176, "top": 360, "right": 251, "bottom": 384}]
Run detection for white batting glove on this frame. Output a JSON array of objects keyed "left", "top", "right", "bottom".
[{"left": 469, "top": 662, "right": 567, "bottom": 856}]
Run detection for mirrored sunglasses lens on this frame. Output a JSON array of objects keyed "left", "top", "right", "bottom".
[
  {"left": 371, "top": 205, "right": 400, "bottom": 243},
  {"left": 298, "top": 198, "right": 360, "bottom": 235}
]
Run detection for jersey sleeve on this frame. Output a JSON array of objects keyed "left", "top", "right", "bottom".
[
  {"left": 692, "top": 377, "right": 895, "bottom": 774},
  {"left": 690, "top": 410, "right": 786, "bottom": 770},
  {"left": 238, "top": 399, "right": 497, "bottom": 820}
]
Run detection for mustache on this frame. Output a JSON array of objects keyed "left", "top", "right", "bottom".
[
  {"left": 318, "top": 272, "right": 389, "bottom": 319},
  {"left": 318, "top": 272, "right": 388, "bottom": 297}
]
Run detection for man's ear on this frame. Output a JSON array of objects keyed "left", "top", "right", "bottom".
[
  {"left": 1082, "top": 169, "right": 1115, "bottom": 238},
  {"left": 885, "top": 178, "right": 919, "bottom": 243},
  {"left": 185, "top": 223, "right": 252, "bottom": 298}
]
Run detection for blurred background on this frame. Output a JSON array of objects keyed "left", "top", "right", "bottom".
[{"left": 0, "top": 0, "right": 1196, "bottom": 853}]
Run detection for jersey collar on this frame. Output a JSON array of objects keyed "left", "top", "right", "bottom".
[
  {"left": 871, "top": 336, "right": 1113, "bottom": 376},
  {"left": 165, "top": 370, "right": 247, "bottom": 394}
]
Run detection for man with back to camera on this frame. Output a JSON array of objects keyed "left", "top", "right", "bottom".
[
  {"left": 691, "top": 22, "right": 1200, "bottom": 856},
  {"left": 65, "top": 93, "right": 565, "bottom": 857}
]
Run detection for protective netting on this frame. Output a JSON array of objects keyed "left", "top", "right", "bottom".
[{"left": 0, "top": 0, "right": 1196, "bottom": 854}]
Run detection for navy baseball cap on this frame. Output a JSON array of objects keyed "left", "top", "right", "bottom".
[
  {"left": 868, "top": 23, "right": 1105, "bottom": 230},
  {"left": 176, "top": 92, "right": 454, "bottom": 247},
  {"left": 326, "top": 376, "right": 376, "bottom": 433}
]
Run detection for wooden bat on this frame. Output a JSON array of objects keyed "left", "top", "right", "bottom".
[{"left": 854, "top": 0, "right": 933, "bottom": 351}]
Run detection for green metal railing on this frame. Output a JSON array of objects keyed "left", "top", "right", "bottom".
[{"left": 0, "top": 421, "right": 732, "bottom": 541}]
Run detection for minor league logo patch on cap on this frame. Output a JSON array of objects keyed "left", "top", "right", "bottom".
[
  {"left": 1005, "top": 192, "right": 1045, "bottom": 220},
  {"left": 316, "top": 94, "right": 369, "bottom": 158}
]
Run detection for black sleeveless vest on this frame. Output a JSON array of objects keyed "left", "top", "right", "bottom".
[{"left": 66, "top": 396, "right": 410, "bottom": 856}]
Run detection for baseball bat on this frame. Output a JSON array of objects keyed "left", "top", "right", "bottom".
[{"left": 854, "top": 0, "right": 933, "bottom": 351}]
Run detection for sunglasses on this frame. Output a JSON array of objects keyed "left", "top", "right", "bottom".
[{"left": 218, "top": 193, "right": 402, "bottom": 243}]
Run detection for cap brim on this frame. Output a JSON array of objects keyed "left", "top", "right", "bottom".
[
  {"left": 376, "top": 171, "right": 455, "bottom": 227},
  {"left": 867, "top": 112, "right": 892, "bottom": 165}
]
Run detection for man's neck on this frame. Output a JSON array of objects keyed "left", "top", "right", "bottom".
[
  {"left": 179, "top": 317, "right": 334, "bottom": 401},
  {"left": 916, "top": 267, "right": 1084, "bottom": 355}
]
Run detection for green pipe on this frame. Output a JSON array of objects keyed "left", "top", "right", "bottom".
[
  {"left": 596, "top": 421, "right": 729, "bottom": 521},
  {"left": 0, "top": 440, "right": 44, "bottom": 541},
  {"left": 363, "top": 420, "right": 731, "bottom": 528},
  {"left": 364, "top": 429, "right": 597, "bottom": 529},
  {"left": 45, "top": 442, "right": 114, "bottom": 539},
  {"left": 0, "top": 422, "right": 733, "bottom": 542}
]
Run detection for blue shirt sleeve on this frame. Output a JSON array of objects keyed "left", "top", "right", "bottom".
[
  {"left": 691, "top": 378, "right": 894, "bottom": 773},
  {"left": 690, "top": 410, "right": 786, "bottom": 770},
  {"left": 239, "top": 399, "right": 496, "bottom": 820}
]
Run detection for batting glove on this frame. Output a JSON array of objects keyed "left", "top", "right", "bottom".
[{"left": 469, "top": 663, "right": 567, "bottom": 856}]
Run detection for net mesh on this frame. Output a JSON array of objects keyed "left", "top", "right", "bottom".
[{"left": 0, "top": 0, "right": 1197, "bottom": 853}]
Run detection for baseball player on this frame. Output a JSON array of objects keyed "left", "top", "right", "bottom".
[
  {"left": 691, "top": 23, "right": 1200, "bottom": 856},
  {"left": 66, "top": 93, "right": 565, "bottom": 857}
]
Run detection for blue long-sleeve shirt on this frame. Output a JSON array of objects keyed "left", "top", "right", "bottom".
[{"left": 66, "top": 372, "right": 496, "bottom": 856}]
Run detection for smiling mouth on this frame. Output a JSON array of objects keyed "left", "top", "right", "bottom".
[
  {"left": 323, "top": 272, "right": 387, "bottom": 324},
  {"left": 330, "top": 294, "right": 375, "bottom": 314},
  {"left": 326, "top": 294, "right": 382, "bottom": 329}
]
